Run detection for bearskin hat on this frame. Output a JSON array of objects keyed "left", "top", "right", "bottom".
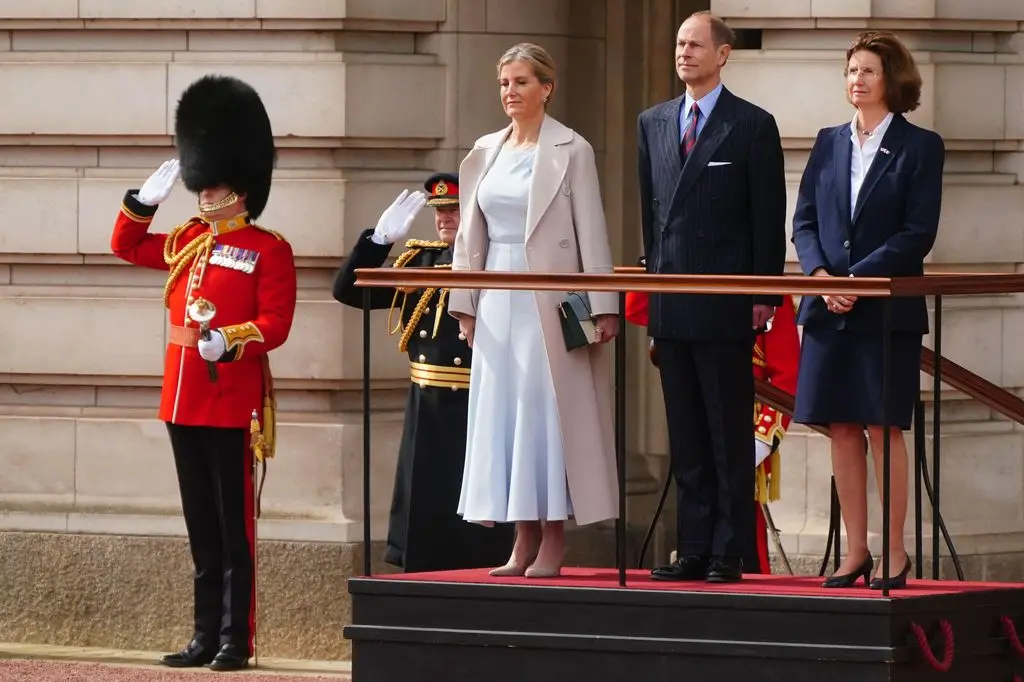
[{"left": 174, "top": 74, "right": 276, "bottom": 219}]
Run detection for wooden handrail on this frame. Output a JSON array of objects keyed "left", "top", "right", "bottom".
[
  {"left": 611, "top": 266, "right": 1024, "bottom": 297},
  {"left": 919, "top": 347, "right": 1024, "bottom": 425},
  {"left": 355, "top": 267, "right": 1024, "bottom": 297},
  {"left": 353, "top": 268, "right": 893, "bottom": 296}
]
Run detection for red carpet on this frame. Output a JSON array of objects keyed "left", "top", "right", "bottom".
[{"left": 383, "top": 566, "right": 1022, "bottom": 599}]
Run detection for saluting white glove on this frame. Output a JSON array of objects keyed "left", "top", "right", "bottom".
[
  {"left": 755, "top": 440, "right": 773, "bottom": 467},
  {"left": 135, "top": 159, "right": 181, "bottom": 206},
  {"left": 198, "top": 331, "right": 226, "bottom": 362},
  {"left": 371, "top": 189, "right": 428, "bottom": 245}
]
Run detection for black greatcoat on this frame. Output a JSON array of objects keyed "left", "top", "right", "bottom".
[{"left": 333, "top": 228, "right": 514, "bottom": 572}]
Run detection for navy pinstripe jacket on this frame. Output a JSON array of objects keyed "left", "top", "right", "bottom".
[{"left": 638, "top": 86, "right": 787, "bottom": 341}]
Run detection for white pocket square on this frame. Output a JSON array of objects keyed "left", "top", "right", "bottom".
[{"left": 707, "top": 161, "right": 732, "bottom": 167}]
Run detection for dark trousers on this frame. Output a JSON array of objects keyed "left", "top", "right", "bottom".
[
  {"left": 166, "top": 423, "right": 254, "bottom": 653},
  {"left": 656, "top": 338, "right": 755, "bottom": 562}
]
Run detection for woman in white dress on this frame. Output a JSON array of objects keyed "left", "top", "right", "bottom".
[{"left": 448, "top": 43, "right": 621, "bottom": 578}]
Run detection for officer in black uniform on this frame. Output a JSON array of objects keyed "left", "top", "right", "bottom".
[{"left": 332, "top": 172, "right": 515, "bottom": 572}]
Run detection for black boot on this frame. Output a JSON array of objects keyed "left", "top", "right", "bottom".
[
  {"left": 209, "top": 642, "right": 250, "bottom": 671},
  {"left": 159, "top": 639, "right": 216, "bottom": 668}
]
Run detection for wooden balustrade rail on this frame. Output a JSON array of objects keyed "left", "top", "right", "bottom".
[
  {"left": 920, "top": 348, "right": 1024, "bottom": 425},
  {"left": 354, "top": 267, "right": 1024, "bottom": 298}
]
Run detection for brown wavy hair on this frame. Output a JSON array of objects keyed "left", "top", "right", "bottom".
[{"left": 845, "top": 30, "right": 922, "bottom": 114}]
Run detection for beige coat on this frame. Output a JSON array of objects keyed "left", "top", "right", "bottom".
[{"left": 448, "top": 114, "right": 619, "bottom": 526}]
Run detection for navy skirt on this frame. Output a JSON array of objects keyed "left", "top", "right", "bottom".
[{"left": 793, "top": 327, "right": 923, "bottom": 431}]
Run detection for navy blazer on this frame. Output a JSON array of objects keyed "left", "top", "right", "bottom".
[
  {"left": 792, "top": 114, "right": 945, "bottom": 333},
  {"left": 638, "top": 87, "right": 787, "bottom": 340}
]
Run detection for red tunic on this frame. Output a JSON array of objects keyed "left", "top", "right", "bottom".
[
  {"left": 111, "top": 192, "right": 297, "bottom": 429},
  {"left": 624, "top": 290, "right": 801, "bottom": 573}
]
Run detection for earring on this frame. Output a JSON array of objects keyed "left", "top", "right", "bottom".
[{"left": 543, "top": 97, "right": 549, "bottom": 103}]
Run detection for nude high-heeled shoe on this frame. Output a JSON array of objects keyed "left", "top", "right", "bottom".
[
  {"left": 524, "top": 522, "right": 564, "bottom": 578},
  {"left": 489, "top": 523, "right": 540, "bottom": 577}
]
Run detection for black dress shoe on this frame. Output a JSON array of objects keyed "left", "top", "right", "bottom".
[
  {"left": 869, "top": 557, "right": 913, "bottom": 591},
  {"left": 706, "top": 557, "right": 742, "bottom": 583},
  {"left": 822, "top": 555, "right": 873, "bottom": 588},
  {"left": 651, "top": 555, "right": 709, "bottom": 581},
  {"left": 208, "top": 643, "right": 250, "bottom": 671},
  {"left": 159, "top": 640, "right": 215, "bottom": 668}
]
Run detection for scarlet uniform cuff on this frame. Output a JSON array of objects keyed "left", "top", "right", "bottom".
[
  {"left": 219, "top": 322, "right": 265, "bottom": 360},
  {"left": 754, "top": 404, "right": 786, "bottom": 445},
  {"left": 120, "top": 190, "right": 158, "bottom": 222}
]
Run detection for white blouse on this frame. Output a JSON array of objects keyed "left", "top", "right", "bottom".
[{"left": 849, "top": 111, "right": 894, "bottom": 214}]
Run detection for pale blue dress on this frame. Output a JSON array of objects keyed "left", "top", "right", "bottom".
[{"left": 457, "top": 144, "right": 574, "bottom": 525}]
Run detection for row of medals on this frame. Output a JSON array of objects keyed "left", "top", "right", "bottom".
[{"left": 210, "top": 245, "right": 258, "bottom": 274}]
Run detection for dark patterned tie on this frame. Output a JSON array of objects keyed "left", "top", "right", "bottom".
[{"left": 680, "top": 102, "right": 700, "bottom": 163}]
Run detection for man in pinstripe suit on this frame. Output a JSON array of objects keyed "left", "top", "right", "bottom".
[{"left": 637, "top": 11, "right": 786, "bottom": 583}]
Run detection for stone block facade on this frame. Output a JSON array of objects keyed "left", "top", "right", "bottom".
[{"left": 0, "top": 0, "right": 1021, "bottom": 660}]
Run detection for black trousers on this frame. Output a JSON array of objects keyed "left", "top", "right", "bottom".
[
  {"left": 656, "top": 338, "right": 755, "bottom": 562},
  {"left": 166, "top": 423, "right": 253, "bottom": 653}
]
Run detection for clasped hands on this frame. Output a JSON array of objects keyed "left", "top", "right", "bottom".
[
  {"left": 455, "top": 313, "right": 619, "bottom": 349},
  {"left": 812, "top": 268, "right": 857, "bottom": 315}
]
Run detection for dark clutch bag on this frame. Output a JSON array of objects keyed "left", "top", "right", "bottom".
[{"left": 557, "top": 291, "right": 597, "bottom": 351}]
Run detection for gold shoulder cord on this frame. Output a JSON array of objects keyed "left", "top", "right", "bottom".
[
  {"left": 387, "top": 240, "right": 453, "bottom": 352},
  {"left": 162, "top": 221, "right": 212, "bottom": 308},
  {"left": 405, "top": 239, "right": 448, "bottom": 250}
]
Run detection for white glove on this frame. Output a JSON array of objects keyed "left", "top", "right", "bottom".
[
  {"left": 198, "top": 330, "right": 226, "bottom": 362},
  {"left": 755, "top": 440, "right": 773, "bottom": 467},
  {"left": 371, "top": 189, "right": 428, "bottom": 245},
  {"left": 135, "top": 159, "right": 180, "bottom": 206}
]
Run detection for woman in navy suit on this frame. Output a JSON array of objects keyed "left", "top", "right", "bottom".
[{"left": 791, "top": 30, "right": 944, "bottom": 590}]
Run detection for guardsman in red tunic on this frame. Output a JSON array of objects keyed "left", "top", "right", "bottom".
[
  {"left": 625, "top": 280, "right": 799, "bottom": 574},
  {"left": 110, "top": 75, "right": 296, "bottom": 671}
]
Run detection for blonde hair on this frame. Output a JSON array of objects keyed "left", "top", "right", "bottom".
[{"left": 496, "top": 42, "right": 557, "bottom": 104}]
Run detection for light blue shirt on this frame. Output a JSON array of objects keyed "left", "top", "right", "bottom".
[{"left": 679, "top": 81, "right": 724, "bottom": 140}]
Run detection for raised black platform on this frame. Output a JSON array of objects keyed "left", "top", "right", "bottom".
[{"left": 345, "top": 568, "right": 1024, "bottom": 681}]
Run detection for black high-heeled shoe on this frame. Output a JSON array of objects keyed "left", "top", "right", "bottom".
[
  {"left": 869, "top": 556, "right": 913, "bottom": 590},
  {"left": 822, "top": 555, "right": 873, "bottom": 588}
]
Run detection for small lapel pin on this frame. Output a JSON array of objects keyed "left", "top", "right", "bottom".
[{"left": 880, "top": 147, "right": 890, "bottom": 155}]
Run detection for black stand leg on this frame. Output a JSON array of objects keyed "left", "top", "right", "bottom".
[
  {"left": 913, "top": 399, "right": 924, "bottom": 579},
  {"left": 818, "top": 477, "right": 841, "bottom": 578},
  {"left": 615, "top": 292, "right": 627, "bottom": 587},
  {"left": 932, "top": 295, "right": 942, "bottom": 580},
  {"left": 362, "top": 287, "right": 372, "bottom": 577},
  {"left": 881, "top": 298, "right": 892, "bottom": 597},
  {"left": 832, "top": 480, "right": 841, "bottom": 573}
]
